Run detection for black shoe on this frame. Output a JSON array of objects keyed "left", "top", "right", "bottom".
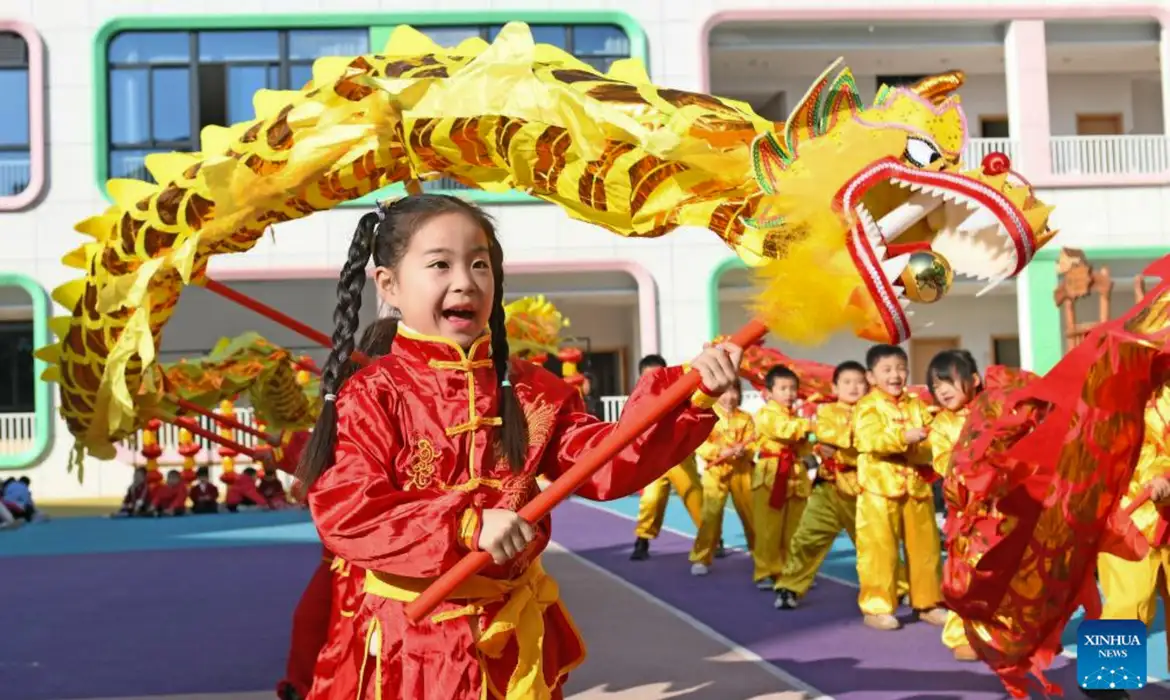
[
  {"left": 277, "top": 684, "right": 305, "bottom": 700},
  {"left": 774, "top": 588, "right": 798, "bottom": 610},
  {"left": 630, "top": 537, "right": 650, "bottom": 561},
  {"left": 715, "top": 539, "right": 728, "bottom": 558}
]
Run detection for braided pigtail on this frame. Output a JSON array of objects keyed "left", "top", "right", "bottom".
[
  {"left": 337, "top": 316, "right": 400, "bottom": 386},
  {"left": 489, "top": 248, "right": 528, "bottom": 474},
  {"left": 296, "top": 212, "right": 380, "bottom": 486}
]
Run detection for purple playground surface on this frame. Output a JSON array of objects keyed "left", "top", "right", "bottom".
[
  {"left": 3, "top": 544, "right": 319, "bottom": 700},
  {"left": 2, "top": 503, "right": 1163, "bottom": 700}
]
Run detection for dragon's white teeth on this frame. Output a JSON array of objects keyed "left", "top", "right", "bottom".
[
  {"left": 876, "top": 191, "right": 943, "bottom": 241},
  {"left": 881, "top": 254, "right": 912, "bottom": 282}
]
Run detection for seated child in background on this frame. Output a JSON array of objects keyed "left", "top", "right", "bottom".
[
  {"left": 2, "top": 476, "right": 43, "bottom": 522},
  {"left": 151, "top": 470, "right": 188, "bottom": 516},
  {"left": 112, "top": 467, "right": 152, "bottom": 518},
  {"left": 0, "top": 498, "right": 20, "bottom": 530},
  {"left": 189, "top": 467, "right": 220, "bottom": 514},
  {"left": 225, "top": 467, "right": 267, "bottom": 512},
  {"left": 258, "top": 468, "right": 291, "bottom": 510}
]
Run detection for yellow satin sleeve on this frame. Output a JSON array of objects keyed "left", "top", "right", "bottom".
[
  {"left": 853, "top": 394, "right": 911, "bottom": 455},
  {"left": 814, "top": 401, "right": 858, "bottom": 466},
  {"left": 815, "top": 402, "right": 853, "bottom": 448},
  {"left": 1127, "top": 383, "right": 1170, "bottom": 539},
  {"left": 928, "top": 408, "right": 967, "bottom": 478},
  {"left": 697, "top": 407, "right": 756, "bottom": 464},
  {"left": 755, "top": 403, "right": 811, "bottom": 444}
]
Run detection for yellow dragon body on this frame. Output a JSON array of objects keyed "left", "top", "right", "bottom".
[{"left": 39, "top": 22, "right": 1055, "bottom": 460}]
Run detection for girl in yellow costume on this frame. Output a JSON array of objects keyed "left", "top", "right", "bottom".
[
  {"left": 854, "top": 344, "right": 947, "bottom": 630},
  {"left": 1097, "top": 381, "right": 1170, "bottom": 674},
  {"left": 630, "top": 354, "right": 705, "bottom": 561},
  {"left": 752, "top": 366, "right": 813, "bottom": 589},
  {"left": 924, "top": 349, "right": 982, "bottom": 661},
  {"left": 689, "top": 383, "right": 756, "bottom": 575}
]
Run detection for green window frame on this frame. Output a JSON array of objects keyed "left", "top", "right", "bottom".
[
  {"left": 0, "top": 272, "right": 51, "bottom": 470},
  {"left": 94, "top": 12, "right": 649, "bottom": 207}
]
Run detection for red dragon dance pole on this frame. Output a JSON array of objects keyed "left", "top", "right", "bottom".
[{"left": 404, "top": 319, "right": 768, "bottom": 623}]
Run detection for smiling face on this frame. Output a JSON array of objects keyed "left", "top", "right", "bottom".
[
  {"left": 868, "top": 354, "right": 909, "bottom": 398},
  {"left": 833, "top": 368, "right": 869, "bottom": 405},
  {"left": 375, "top": 211, "right": 495, "bottom": 348},
  {"left": 737, "top": 68, "right": 1055, "bottom": 346}
]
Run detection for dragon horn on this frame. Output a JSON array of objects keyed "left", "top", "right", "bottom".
[{"left": 909, "top": 71, "right": 965, "bottom": 104}]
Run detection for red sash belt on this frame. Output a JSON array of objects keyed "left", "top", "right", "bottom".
[{"left": 760, "top": 449, "right": 797, "bottom": 509}]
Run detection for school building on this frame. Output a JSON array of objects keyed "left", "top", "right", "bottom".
[{"left": 1, "top": 0, "right": 1168, "bottom": 498}]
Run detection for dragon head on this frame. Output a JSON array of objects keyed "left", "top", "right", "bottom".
[{"left": 733, "top": 64, "right": 1055, "bottom": 345}]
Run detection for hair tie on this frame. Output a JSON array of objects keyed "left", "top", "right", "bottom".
[
  {"left": 501, "top": 379, "right": 512, "bottom": 388},
  {"left": 324, "top": 393, "right": 337, "bottom": 402}
]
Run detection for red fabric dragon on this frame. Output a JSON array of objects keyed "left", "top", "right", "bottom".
[{"left": 943, "top": 254, "right": 1170, "bottom": 697}]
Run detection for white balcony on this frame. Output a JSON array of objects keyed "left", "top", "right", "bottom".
[
  {"left": 1050, "top": 135, "right": 1170, "bottom": 176},
  {"left": 0, "top": 412, "right": 35, "bottom": 456}
]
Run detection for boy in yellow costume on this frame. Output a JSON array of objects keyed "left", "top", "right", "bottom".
[
  {"left": 1097, "top": 381, "right": 1170, "bottom": 674},
  {"left": 631, "top": 354, "right": 705, "bottom": 561},
  {"left": 690, "top": 383, "right": 756, "bottom": 575},
  {"left": 853, "top": 344, "right": 947, "bottom": 630},
  {"left": 752, "top": 366, "right": 813, "bottom": 589},
  {"left": 774, "top": 361, "right": 868, "bottom": 607},
  {"left": 924, "top": 349, "right": 981, "bottom": 661}
]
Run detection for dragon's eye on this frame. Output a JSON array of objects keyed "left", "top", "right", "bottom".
[{"left": 904, "top": 137, "right": 942, "bottom": 167}]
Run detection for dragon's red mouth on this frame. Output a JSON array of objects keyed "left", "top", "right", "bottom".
[{"left": 834, "top": 157, "right": 1038, "bottom": 344}]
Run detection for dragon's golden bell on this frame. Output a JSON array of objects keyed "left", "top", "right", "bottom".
[{"left": 898, "top": 251, "right": 953, "bottom": 304}]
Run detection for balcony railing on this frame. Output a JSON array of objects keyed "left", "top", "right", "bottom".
[
  {"left": 963, "top": 138, "right": 1017, "bottom": 168},
  {"left": 1050, "top": 135, "right": 1170, "bottom": 176},
  {"left": 0, "top": 158, "right": 30, "bottom": 197},
  {"left": 0, "top": 412, "right": 35, "bottom": 456}
]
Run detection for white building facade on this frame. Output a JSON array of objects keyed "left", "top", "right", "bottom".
[{"left": 1, "top": 0, "right": 1167, "bottom": 499}]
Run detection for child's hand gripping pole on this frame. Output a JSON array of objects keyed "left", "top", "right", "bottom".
[{"left": 403, "top": 319, "right": 769, "bottom": 623}]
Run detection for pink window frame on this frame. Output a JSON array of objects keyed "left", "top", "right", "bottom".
[{"left": 0, "top": 20, "right": 44, "bottom": 211}]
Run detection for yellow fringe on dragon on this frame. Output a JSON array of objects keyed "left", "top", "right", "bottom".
[
  {"left": 37, "top": 21, "right": 1056, "bottom": 464},
  {"left": 504, "top": 294, "right": 570, "bottom": 360}
]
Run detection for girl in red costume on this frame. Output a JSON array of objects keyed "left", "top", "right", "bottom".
[
  {"left": 297, "top": 194, "right": 741, "bottom": 700},
  {"left": 279, "top": 319, "right": 399, "bottom": 700}
]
